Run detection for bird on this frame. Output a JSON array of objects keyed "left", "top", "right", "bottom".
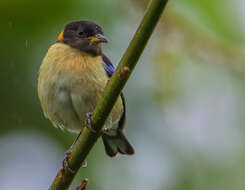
[{"left": 38, "top": 20, "right": 134, "bottom": 157}]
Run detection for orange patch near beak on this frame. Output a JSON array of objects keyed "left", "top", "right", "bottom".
[{"left": 57, "top": 30, "right": 64, "bottom": 42}]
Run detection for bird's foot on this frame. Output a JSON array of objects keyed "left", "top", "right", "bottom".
[
  {"left": 63, "top": 150, "right": 75, "bottom": 173},
  {"left": 85, "top": 112, "right": 97, "bottom": 133}
]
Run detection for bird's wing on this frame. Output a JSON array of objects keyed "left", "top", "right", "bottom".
[
  {"left": 102, "top": 54, "right": 126, "bottom": 130},
  {"left": 102, "top": 54, "right": 115, "bottom": 77}
]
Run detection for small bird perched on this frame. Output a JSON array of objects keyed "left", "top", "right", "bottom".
[{"left": 38, "top": 20, "right": 134, "bottom": 157}]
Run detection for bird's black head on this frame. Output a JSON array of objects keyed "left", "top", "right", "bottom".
[{"left": 57, "top": 20, "right": 108, "bottom": 56}]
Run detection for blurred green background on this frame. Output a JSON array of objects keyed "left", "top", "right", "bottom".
[{"left": 1, "top": 0, "right": 245, "bottom": 189}]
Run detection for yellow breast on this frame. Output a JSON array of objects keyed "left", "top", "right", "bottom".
[
  {"left": 38, "top": 43, "right": 123, "bottom": 132},
  {"left": 39, "top": 43, "right": 106, "bottom": 79}
]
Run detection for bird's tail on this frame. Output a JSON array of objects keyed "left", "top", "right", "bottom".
[{"left": 102, "top": 130, "right": 134, "bottom": 157}]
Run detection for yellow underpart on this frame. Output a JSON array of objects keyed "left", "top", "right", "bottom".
[{"left": 38, "top": 43, "right": 123, "bottom": 132}]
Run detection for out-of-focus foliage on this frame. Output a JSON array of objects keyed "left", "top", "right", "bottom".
[{"left": 1, "top": 0, "right": 245, "bottom": 190}]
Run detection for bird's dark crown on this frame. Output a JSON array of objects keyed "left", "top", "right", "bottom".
[{"left": 57, "top": 20, "right": 108, "bottom": 56}]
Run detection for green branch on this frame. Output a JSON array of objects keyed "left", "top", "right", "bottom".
[{"left": 49, "top": 0, "right": 168, "bottom": 189}]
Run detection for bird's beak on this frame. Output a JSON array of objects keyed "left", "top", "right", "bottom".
[
  {"left": 88, "top": 34, "right": 108, "bottom": 43},
  {"left": 57, "top": 30, "right": 64, "bottom": 42}
]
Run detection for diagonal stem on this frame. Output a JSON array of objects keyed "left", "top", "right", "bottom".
[{"left": 49, "top": 0, "right": 169, "bottom": 189}]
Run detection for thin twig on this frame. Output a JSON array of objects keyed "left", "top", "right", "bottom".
[{"left": 49, "top": 0, "right": 169, "bottom": 189}]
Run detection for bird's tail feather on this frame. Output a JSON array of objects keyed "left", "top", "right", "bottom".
[{"left": 102, "top": 130, "right": 134, "bottom": 157}]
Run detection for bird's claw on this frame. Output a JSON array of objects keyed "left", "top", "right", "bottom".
[
  {"left": 63, "top": 150, "right": 75, "bottom": 173},
  {"left": 85, "top": 112, "right": 97, "bottom": 133}
]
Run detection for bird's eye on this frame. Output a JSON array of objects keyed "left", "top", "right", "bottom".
[{"left": 78, "top": 31, "right": 84, "bottom": 36}]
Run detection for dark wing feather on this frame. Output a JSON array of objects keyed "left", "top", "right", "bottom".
[
  {"left": 118, "top": 93, "right": 126, "bottom": 130},
  {"left": 102, "top": 54, "right": 115, "bottom": 77},
  {"left": 102, "top": 54, "right": 126, "bottom": 130}
]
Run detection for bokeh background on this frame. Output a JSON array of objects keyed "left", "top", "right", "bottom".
[{"left": 1, "top": 0, "right": 245, "bottom": 189}]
